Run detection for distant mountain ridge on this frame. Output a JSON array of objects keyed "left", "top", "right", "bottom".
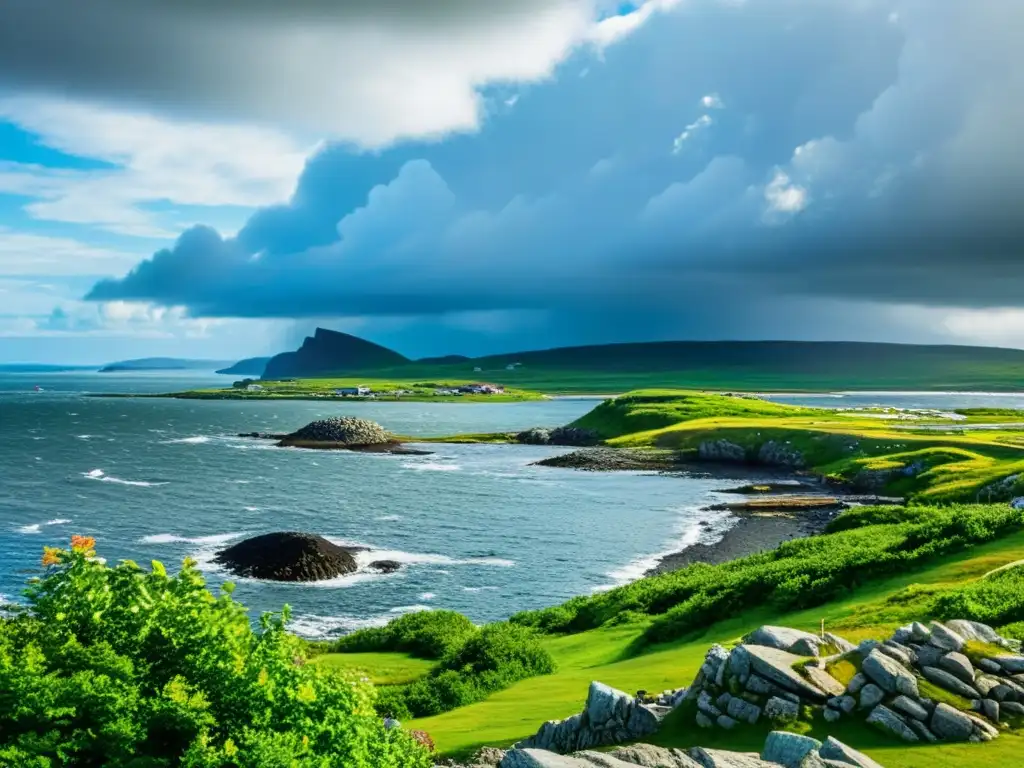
[
  {"left": 216, "top": 357, "right": 272, "bottom": 376},
  {"left": 99, "top": 358, "right": 234, "bottom": 373},
  {"left": 262, "top": 328, "right": 409, "bottom": 379}
]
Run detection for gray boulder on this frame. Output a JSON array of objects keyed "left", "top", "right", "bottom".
[
  {"left": 726, "top": 697, "right": 762, "bottom": 725},
  {"left": 687, "top": 748, "right": 777, "bottom": 768},
  {"left": 732, "top": 645, "right": 829, "bottom": 702},
  {"left": 1001, "top": 700, "right": 1024, "bottom": 716},
  {"left": 865, "top": 705, "right": 919, "bottom": 742},
  {"left": 994, "top": 654, "right": 1024, "bottom": 674},
  {"left": 938, "top": 652, "right": 975, "bottom": 685},
  {"left": 862, "top": 650, "right": 918, "bottom": 697},
  {"left": 608, "top": 744, "right": 702, "bottom": 768},
  {"left": 764, "top": 696, "right": 800, "bottom": 723},
  {"left": 890, "top": 695, "right": 928, "bottom": 721},
  {"left": 818, "top": 737, "right": 885, "bottom": 768},
  {"left": 921, "top": 666, "right": 979, "bottom": 699},
  {"left": 824, "top": 633, "right": 856, "bottom": 654},
  {"left": 761, "top": 732, "right": 821, "bottom": 767},
  {"left": 501, "top": 750, "right": 594, "bottom": 768},
  {"left": 927, "top": 622, "right": 966, "bottom": 652},
  {"left": 846, "top": 673, "right": 868, "bottom": 695},
  {"left": 801, "top": 666, "right": 847, "bottom": 697},
  {"left": 698, "top": 440, "right": 747, "bottom": 462},
  {"left": 858, "top": 684, "right": 885, "bottom": 710},
  {"left": 929, "top": 703, "right": 974, "bottom": 742},
  {"left": 744, "top": 626, "right": 823, "bottom": 654}
]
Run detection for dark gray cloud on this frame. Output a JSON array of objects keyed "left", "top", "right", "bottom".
[
  {"left": 86, "top": 0, "right": 1024, "bottom": 349},
  {"left": 0, "top": 0, "right": 602, "bottom": 143}
]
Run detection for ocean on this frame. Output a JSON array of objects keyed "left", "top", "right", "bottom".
[{"left": 3, "top": 372, "right": 1024, "bottom": 639}]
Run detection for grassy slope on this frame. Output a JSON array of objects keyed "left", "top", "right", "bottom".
[
  {"left": 343, "top": 341, "right": 1024, "bottom": 394},
  {"left": 316, "top": 530, "right": 1024, "bottom": 763},
  {"left": 153, "top": 378, "right": 545, "bottom": 402}
]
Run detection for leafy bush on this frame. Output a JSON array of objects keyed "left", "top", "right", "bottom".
[
  {"left": 0, "top": 537, "right": 431, "bottom": 767},
  {"left": 330, "top": 610, "right": 477, "bottom": 660},
  {"left": 375, "top": 623, "right": 555, "bottom": 719},
  {"left": 932, "top": 565, "right": 1024, "bottom": 627},
  {"left": 510, "top": 504, "right": 1024, "bottom": 645}
]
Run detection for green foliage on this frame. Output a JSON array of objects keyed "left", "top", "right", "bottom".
[
  {"left": 570, "top": 391, "right": 818, "bottom": 439},
  {"left": 0, "top": 539, "right": 430, "bottom": 767},
  {"left": 375, "top": 623, "right": 555, "bottom": 720},
  {"left": 329, "top": 611, "right": 477, "bottom": 660},
  {"left": 510, "top": 504, "right": 1024, "bottom": 645},
  {"left": 932, "top": 565, "right": 1024, "bottom": 627}
]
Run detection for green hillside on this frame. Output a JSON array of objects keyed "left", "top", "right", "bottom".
[{"left": 317, "top": 339, "right": 1024, "bottom": 393}]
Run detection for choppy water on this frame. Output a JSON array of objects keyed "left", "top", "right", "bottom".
[{"left": 4, "top": 373, "right": 1023, "bottom": 639}]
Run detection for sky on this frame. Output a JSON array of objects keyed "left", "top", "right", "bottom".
[{"left": 0, "top": 0, "right": 1022, "bottom": 364}]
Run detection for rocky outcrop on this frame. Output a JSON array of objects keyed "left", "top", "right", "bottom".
[
  {"left": 977, "top": 474, "right": 1023, "bottom": 502},
  {"left": 756, "top": 442, "right": 806, "bottom": 469},
  {"left": 534, "top": 448, "right": 688, "bottom": 472},
  {"left": 443, "top": 732, "right": 887, "bottom": 768},
  {"left": 683, "top": 620, "right": 1023, "bottom": 745},
  {"left": 515, "top": 427, "right": 600, "bottom": 447},
  {"left": 515, "top": 682, "right": 677, "bottom": 753},
  {"left": 282, "top": 417, "right": 391, "bottom": 445},
  {"left": 213, "top": 532, "right": 360, "bottom": 581},
  {"left": 368, "top": 559, "right": 401, "bottom": 573},
  {"left": 697, "top": 440, "right": 747, "bottom": 462}
]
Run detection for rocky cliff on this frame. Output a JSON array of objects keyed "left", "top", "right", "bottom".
[{"left": 263, "top": 328, "right": 409, "bottom": 379}]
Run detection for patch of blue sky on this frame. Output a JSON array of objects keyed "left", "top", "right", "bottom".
[{"left": 0, "top": 120, "right": 117, "bottom": 171}]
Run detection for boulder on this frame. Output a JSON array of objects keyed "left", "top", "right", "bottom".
[
  {"left": 575, "top": 752, "right": 661, "bottom": 768},
  {"left": 929, "top": 703, "right": 974, "bottom": 742},
  {"left": 865, "top": 705, "right": 918, "bottom": 742},
  {"left": 716, "top": 715, "right": 738, "bottom": 730},
  {"left": 921, "top": 666, "right": 979, "bottom": 699},
  {"left": 981, "top": 699, "right": 1000, "bottom": 722},
  {"left": 818, "top": 737, "right": 885, "bottom": 768},
  {"left": 945, "top": 620, "right": 1003, "bottom": 645},
  {"left": 731, "top": 645, "right": 829, "bottom": 703},
  {"left": 846, "top": 673, "right": 868, "bottom": 695},
  {"left": 745, "top": 627, "right": 823, "bottom": 654},
  {"left": 501, "top": 750, "right": 593, "bottom": 768},
  {"left": 686, "top": 748, "right": 776, "bottom": 768},
  {"left": 927, "top": 622, "right": 966, "bottom": 652},
  {"left": 858, "top": 684, "right": 885, "bottom": 710},
  {"left": 878, "top": 643, "right": 914, "bottom": 668},
  {"left": 756, "top": 441, "right": 807, "bottom": 469},
  {"left": 368, "top": 559, "right": 402, "bottom": 573},
  {"left": 994, "top": 655, "right": 1024, "bottom": 674},
  {"left": 909, "top": 622, "right": 932, "bottom": 643},
  {"left": 937, "top": 652, "right": 975, "bottom": 685},
  {"left": 1001, "top": 700, "right": 1024, "bottom": 716},
  {"left": 861, "top": 649, "right": 918, "bottom": 697},
  {"left": 829, "top": 695, "right": 856, "bottom": 714},
  {"left": 890, "top": 695, "right": 928, "bottom": 721},
  {"left": 608, "top": 744, "right": 702, "bottom": 768},
  {"left": 697, "top": 440, "right": 748, "bottom": 463},
  {"left": 212, "top": 532, "right": 359, "bottom": 581},
  {"left": 801, "top": 666, "right": 847, "bottom": 697},
  {"left": 764, "top": 697, "right": 800, "bottom": 723},
  {"left": 726, "top": 697, "right": 761, "bottom": 725},
  {"left": 824, "top": 633, "right": 857, "bottom": 654},
  {"left": 761, "top": 732, "right": 821, "bottom": 767}
]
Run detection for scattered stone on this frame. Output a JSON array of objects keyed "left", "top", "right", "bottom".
[
  {"left": 745, "top": 627, "right": 824, "bottom": 654},
  {"left": 906, "top": 719, "right": 938, "bottom": 743},
  {"left": 733, "top": 645, "right": 829, "bottom": 702},
  {"left": 687, "top": 748, "right": 774, "bottom": 768},
  {"left": 994, "top": 655, "right": 1024, "bottom": 674},
  {"left": 929, "top": 703, "right": 974, "bottom": 742},
  {"left": 911, "top": 645, "right": 944, "bottom": 669},
  {"left": 1001, "top": 701, "right": 1024, "bottom": 716},
  {"left": 824, "top": 633, "right": 856, "bottom": 654},
  {"left": 862, "top": 650, "right": 918, "bottom": 697},
  {"left": 909, "top": 622, "right": 932, "bottom": 643},
  {"left": 878, "top": 643, "right": 914, "bottom": 668},
  {"left": 865, "top": 705, "right": 918, "bottom": 743},
  {"left": 846, "top": 673, "right": 868, "bottom": 695},
  {"left": 978, "top": 658, "right": 1003, "bottom": 675},
  {"left": 830, "top": 696, "right": 856, "bottom": 714},
  {"left": 981, "top": 699, "right": 1000, "bottom": 722},
  {"left": 726, "top": 697, "right": 762, "bottom": 725},
  {"left": 818, "top": 737, "right": 884, "bottom": 768},
  {"left": 716, "top": 715, "right": 738, "bottom": 730},
  {"left": 823, "top": 708, "right": 841, "bottom": 724},
  {"left": 801, "top": 666, "right": 847, "bottom": 698},
  {"left": 608, "top": 744, "right": 701, "bottom": 768},
  {"left": 921, "top": 666, "right": 980, "bottom": 699}
]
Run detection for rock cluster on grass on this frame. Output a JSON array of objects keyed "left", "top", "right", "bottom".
[
  {"left": 515, "top": 426, "right": 600, "bottom": 447},
  {"left": 439, "top": 731, "right": 885, "bottom": 768},
  {"left": 685, "top": 620, "right": 1024, "bottom": 745},
  {"left": 284, "top": 417, "right": 391, "bottom": 445},
  {"left": 213, "top": 532, "right": 361, "bottom": 581},
  {"left": 515, "top": 682, "right": 677, "bottom": 753}
]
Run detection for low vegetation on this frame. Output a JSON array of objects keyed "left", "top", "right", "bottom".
[
  {"left": 328, "top": 610, "right": 478, "bottom": 660},
  {"left": 0, "top": 538, "right": 431, "bottom": 767}
]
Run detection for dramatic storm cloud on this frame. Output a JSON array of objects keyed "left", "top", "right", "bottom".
[{"left": 12, "top": 0, "right": 1024, "bottom": 352}]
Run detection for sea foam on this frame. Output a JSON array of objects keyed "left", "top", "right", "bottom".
[{"left": 82, "top": 469, "right": 167, "bottom": 487}]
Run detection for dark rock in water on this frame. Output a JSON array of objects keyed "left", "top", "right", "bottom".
[
  {"left": 534, "top": 447, "right": 689, "bottom": 471},
  {"left": 237, "top": 431, "right": 286, "bottom": 440},
  {"left": 515, "top": 426, "right": 600, "bottom": 447},
  {"left": 369, "top": 559, "right": 402, "bottom": 573},
  {"left": 214, "top": 532, "right": 359, "bottom": 582},
  {"left": 284, "top": 416, "right": 391, "bottom": 446}
]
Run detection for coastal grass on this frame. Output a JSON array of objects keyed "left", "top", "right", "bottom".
[
  {"left": 313, "top": 652, "right": 435, "bottom": 685},
  {"left": 366, "top": 526, "right": 1024, "bottom": 760}
]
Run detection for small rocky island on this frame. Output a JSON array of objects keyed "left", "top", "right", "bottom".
[
  {"left": 214, "top": 532, "right": 403, "bottom": 581},
  {"left": 239, "top": 416, "right": 430, "bottom": 454}
]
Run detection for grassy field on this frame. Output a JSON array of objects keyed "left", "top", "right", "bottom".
[
  {"left": 108, "top": 377, "right": 547, "bottom": 403},
  {"left": 313, "top": 528, "right": 1024, "bottom": 763}
]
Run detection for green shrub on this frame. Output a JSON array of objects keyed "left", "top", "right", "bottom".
[
  {"left": 330, "top": 610, "right": 477, "bottom": 660},
  {"left": 510, "top": 504, "right": 1024, "bottom": 646},
  {"left": 932, "top": 565, "right": 1024, "bottom": 627},
  {"left": 379, "top": 623, "right": 555, "bottom": 719},
  {"left": 0, "top": 537, "right": 430, "bottom": 767}
]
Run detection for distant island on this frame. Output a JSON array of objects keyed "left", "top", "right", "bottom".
[
  {"left": 0, "top": 363, "right": 97, "bottom": 373},
  {"left": 98, "top": 357, "right": 235, "bottom": 373},
  {"left": 215, "top": 357, "right": 272, "bottom": 376}
]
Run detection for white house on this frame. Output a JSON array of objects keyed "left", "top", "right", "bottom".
[
  {"left": 246, "top": 384, "right": 264, "bottom": 392},
  {"left": 335, "top": 386, "right": 371, "bottom": 396}
]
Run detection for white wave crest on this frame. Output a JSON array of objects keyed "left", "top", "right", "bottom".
[
  {"left": 462, "top": 586, "right": 499, "bottom": 593},
  {"left": 82, "top": 469, "right": 167, "bottom": 487},
  {"left": 418, "top": 592, "right": 436, "bottom": 600},
  {"left": 162, "top": 436, "right": 212, "bottom": 445},
  {"left": 336, "top": 542, "right": 515, "bottom": 569},
  {"left": 375, "top": 515, "right": 402, "bottom": 522},
  {"left": 244, "top": 506, "right": 259, "bottom": 512},
  {"left": 17, "top": 518, "right": 71, "bottom": 534},
  {"left": 401, "top": 461, "right": 462, "bottom": 472},
  {"left": 140, "top": 532, "right": 244, "bottom": 545},
  {"left": 389, "top": 605, "right": 433, "bottom": 614},
  {"left": 287, "top": 613, "right": 391, "bottom": 640}
]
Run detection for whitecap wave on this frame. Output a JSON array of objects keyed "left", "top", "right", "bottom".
[
  {"left": 336, "top": 542, "right": 515, "bottom": 569},
  {"left": 389, "top": 605, "right": 433, "bottom": 614},
  {"left": 82, "top": 469, "right": 167, "bottom": 487},
  {"left": 400, "top": 461, "right": 462, "bottom": 472},
  {"left": 462, "top": 586, "right": 499, "bottom": 593},
  {"left": 287, "top": 612, "right": 391, "bottom": 640},
  {"left": 140, "top": 532, "right": 244, "bottom": 545},
  {"left": 76, "top": 434, "right": 92, "bottom": 440},
  {"left": 17, "top": 518, "right": 72, "bottom": 535},
  {"left": 375, "top": 514, "right": 402, "bottom": 522},
  {"left": 244, "top": 506, "right": 260, "bottom": 512},
  {"left": 162, "top": 435, "right": 211, "bottom": 445},
  {"left": 418, "top": 592, "right": 436, "bottom": 600}
]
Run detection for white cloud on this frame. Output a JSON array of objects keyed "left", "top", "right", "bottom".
[
  {"left": 0, "top": 229, "right": 143, "bottom": 276},
  {"left": 763, "top": 170, "right": 808, "bottom": 218},
  {"left": 672, "top": 114, "right": 713, "bottom": 153},
  {"left": 0, "top": 98, "right": 313, "bottom": 238},
  {"left": 701, "top": 93, "right": 725, "bottom": 109}
]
